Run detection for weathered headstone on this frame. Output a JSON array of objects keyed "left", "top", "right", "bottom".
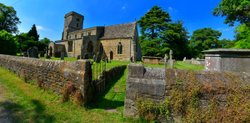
[
  {"left": 183, "top": 57, "right": 186, "bottom": 61},
  {"left": 27, "top": 47, "right": 39, "bottom": 58},
  {"left": 77, "top": 55, "right": 81, "bottom": 60},
  {"left": 164, "top": 54, "right": 168, "bottom": 68},
  {"left": 169, "top": 50, "right": 174, "bottom": 69},
  {"left": 60, "top": 52, "right": 64, "bottom": 60}
]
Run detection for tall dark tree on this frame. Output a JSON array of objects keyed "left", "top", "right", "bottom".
[
  {"left": 213, "top": 0, "right": 250, "bottom": 26},
  {"left": 138, "top": 6, "right": 171, "bottom": 40},
  {"left": 0, "top": 3, "right": 20, "bottom": 33},
  {"left": 27, "top": 24, "right": 39, "bottom": 41},
  {"left": 138, "top": 5, "right": 190, "bottom": 59},
  {"left": 189, "top": 28, "right": 222, "bottom": 58},
  {"left": 161, "top": 21, "right": 190, "bottom": 59}
]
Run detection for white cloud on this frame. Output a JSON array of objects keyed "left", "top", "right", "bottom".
[
  {"left": 36, "top": 25, "right": 45, "bottom": 31},
  {"left": 168, "top": 6, "right": 173, "bottom": 11}
]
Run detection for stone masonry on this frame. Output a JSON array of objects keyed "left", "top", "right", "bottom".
[
  {"left": 203, "top": 49, "right": 250, "bottom": 73},
  {"left": 0, "top": 54, "right": 92, "bottom": 104},
  {"left": 124, "top": 63, "right": 250, "bottom": 119}
]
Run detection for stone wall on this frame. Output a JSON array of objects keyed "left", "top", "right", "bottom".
[
  {"left": 124, "top": 64, "right": 250, "bottom": 120},
  {"left": 0, "top": 54, "right": 92, "bottom": 104},
  {"left": 125, "top": 64, "right": 165, "bottom": 116}
]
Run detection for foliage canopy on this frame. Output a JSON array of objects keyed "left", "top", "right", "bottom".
[
  {"left": 213, "top": 0, "right": 250, "bottom": 26},
  {"left": 189, "top": 28, "right": 222, "bottom": 57},
  {"left": 0, "top": 3, "right": 20, "bottom": 33}
]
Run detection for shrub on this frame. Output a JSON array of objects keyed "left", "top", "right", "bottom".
[{"left": 136, "top": 98, "right": 170, "bottom": 121}]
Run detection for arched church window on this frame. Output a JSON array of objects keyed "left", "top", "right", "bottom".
[{"left": 117, "top": 42, "right": 123, "bottom": 54}]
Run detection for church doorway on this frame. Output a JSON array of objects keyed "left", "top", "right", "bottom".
[{"left": 110, "top": 51, "right": 113, "bottom": 60}]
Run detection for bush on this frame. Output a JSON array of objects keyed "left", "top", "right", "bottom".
[
  {"left": 136, "top": 98, "right": 170, "bottom": 121},
  {"left": 0, "top": 30, "right": 18, "bottom": 55}
]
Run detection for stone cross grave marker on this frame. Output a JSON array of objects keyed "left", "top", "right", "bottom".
[
  {"left": 164, "top": 54, "right": 168, "bottom": 67},
  {"left": 169, "top": 50, "right": 174, "bottom": 69}
]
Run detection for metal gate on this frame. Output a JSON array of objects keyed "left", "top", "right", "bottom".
[{"left": 92, "top": 58, "right": 106, "bottom": 93}]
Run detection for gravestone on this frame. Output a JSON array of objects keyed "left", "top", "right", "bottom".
[
  {"left": 169, "top": 50, "right": 174, "bottom": 69},
  {"left": 27, "top": 47, "right": 39, "bottom": 58},
  {"left": 60, "top": 52, "right": 64, "bottom": 60},
  {"left": 164, "top": 54, "right": 168, "bottom": 68},
  {"left": 183, "top": 57, "right": 186, "bottom": 61}
]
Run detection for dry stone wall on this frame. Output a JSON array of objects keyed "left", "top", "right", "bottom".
[
  {"left": 0, "top": 54, "right": 92, "bottom": 104},
  {"left": 124, "top": 63, "right": 250, "bottom": 121}
]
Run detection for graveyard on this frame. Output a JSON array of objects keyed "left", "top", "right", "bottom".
[
  {"left": 0, "top": 54, "right": 205, "bottom": 122},
  {"left": 1, "top": 0, "right": 250, "bottom": 123}
]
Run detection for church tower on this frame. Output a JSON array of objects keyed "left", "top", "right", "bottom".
[{"left": 62, "top": 11, "right": 84, "bottom": 40}]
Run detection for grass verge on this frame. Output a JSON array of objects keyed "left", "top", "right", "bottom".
[{"left": 0, "top": 67, "right": 136, "bottom": 123}]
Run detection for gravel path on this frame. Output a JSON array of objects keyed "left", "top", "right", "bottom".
[{"left": 0, "top": 85, "right": 12, "bottom": 123}]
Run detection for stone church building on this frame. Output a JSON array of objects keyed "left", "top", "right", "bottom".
[{"left": 49, "top": 11, "right": 142, "bottom": 61}]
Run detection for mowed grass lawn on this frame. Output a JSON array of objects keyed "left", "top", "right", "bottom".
[{"left": 0, "top": 59, "right": 204, "bottom": 122}]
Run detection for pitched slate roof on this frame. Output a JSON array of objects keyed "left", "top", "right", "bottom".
[{"left": 100, "top": 22, "right": 136, "bottom": 40}]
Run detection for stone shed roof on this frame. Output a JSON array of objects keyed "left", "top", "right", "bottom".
[
  {"left": 203, "top": 49, "right": 250, "bottom": 54},
  {"left": 100, "top": 22, "right": 136, "bottom": 40}
]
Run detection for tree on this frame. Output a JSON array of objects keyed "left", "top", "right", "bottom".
[
  {"left": 0, "top": 30, "right": 18, "bottom": 55},
  {"left": 218, "top": 39, "right": 235, "bottom": 48},
  {"left": 0, "top": 3, "right": 20, "bottom": 33},
  {"left": 161, "top": 21, "right": 190, "bottom": 59},
  {"left": 40, "top": 37, "right": 51, "bottom": 46},
  {"left": 140, "top": 38, "right": 163, "bottom": 57},
  {"left": 138, "top": 6, "right": 190, "bottom": 59},
  {"left": 138, "top": 6, "right": 171, "bottom": 40},
  {"left": 27, "top": 24, "right": 39, "bottom": 41},
  {"left": 234, "top": 24, "right": 250, "bottom": 49},
  {"left": 213, "top": 0, "right": 250, "bottom": 26},
  {"left": 189, "top": 28, "right": 222, "bottom": 58}
]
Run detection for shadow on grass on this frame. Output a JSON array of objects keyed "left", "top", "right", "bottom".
[
  {"left": 86, "top": 66, "right": 127, "bottom": 110},
  {"left": 0, "top": 99, "right": 55, "bottom": 123}
]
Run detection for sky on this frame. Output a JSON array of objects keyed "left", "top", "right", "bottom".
[{"left": 1, "top": 0, "right": 236, "bottom": 41}]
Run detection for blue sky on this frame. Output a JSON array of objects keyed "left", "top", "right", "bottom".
[{"left": 1, "top": 0, "right": 235, "bottom": 41}]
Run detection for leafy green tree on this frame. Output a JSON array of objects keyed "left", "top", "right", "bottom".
[
  {"left": 161, "top": 21, "right": 190, "bottom": 59},
  {"left": 234, "top": 24, "right": 250, "bottom": 49},
  {"left": 138, "top": 6, "right": 171, "bottom": 40},
  {"left": 40, "top": 38, "right": 51, "bottom": 46},
  {"left": 0, "top": 3, "right": 20, "bottom": 33},
  {"left": 138, "top": 6, "right": 190, "bottom": 59},
  {"left": 16, "top": 33, "right": 32, "bottom": 52},
  {"left": 213, "top": 0, "right": 250, "bottom": 26},
  {"left": 189, "top": 28, "right": 222, "bottom": 57},
  {"left": 218, "top": 39, "right": 235, "bottom": 48},
  {"left": 140, "top": 38, "right": 163, "bottom": 57},
  {"left": 0, "top": 30, "right": 18, "bottom": 55},
  {"left": 27, "top": 24, "right": 39, "bottom": 41}
]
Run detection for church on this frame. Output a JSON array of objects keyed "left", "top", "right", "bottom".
[{"left": 49, "top": 11, "right": 142, "bottom": 61}]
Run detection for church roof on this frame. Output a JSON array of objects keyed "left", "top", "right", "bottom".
[{"left": 100, "top": 22, "right": 136, "bottom": 40}]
